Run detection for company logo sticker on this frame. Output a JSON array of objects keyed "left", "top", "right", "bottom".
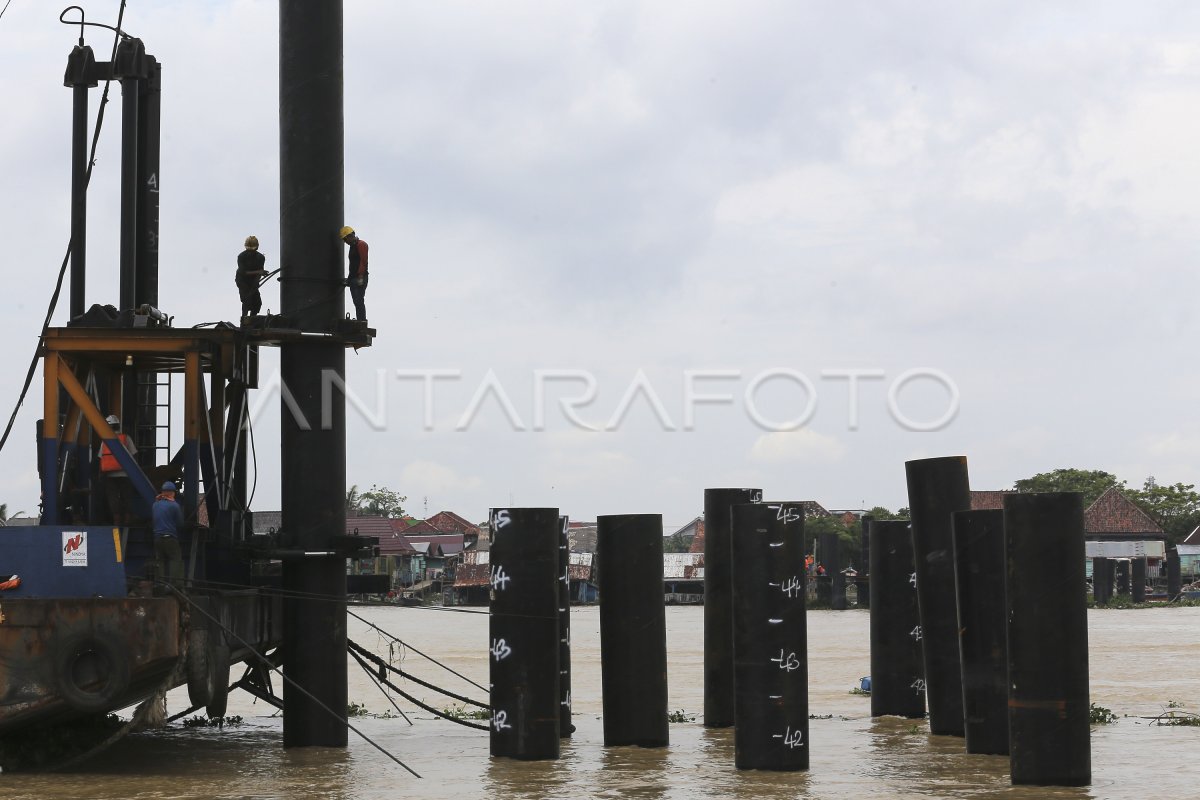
[{"left": 62, "top": 531, "right": 88, "bottom": 567}]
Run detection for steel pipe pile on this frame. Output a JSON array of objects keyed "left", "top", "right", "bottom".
[
  {"left": 558, "top": 515, "right": 574, "bottom": 737},
  {"left": 703, "top": 487, "right": 761, "bottom": 727},
  {"left": 1131, "top": 558, "right": 1146, "bottom": 604},
  {"left": 951, "top": 510, "right": 1008, "bottom": 755},
  {"left": 904, "top": 456, "right": 971, "bottom": 736},
  {"left": 279, "top": 0, "right": 348, "bottom": 748},
  {"left": 489, "top": 507, "right": 561, "bottom": 760},
  {"left": 1004, "top": 493, "right": 1090, "bottom": 787},
  {"left": 1092, "top": 558, "right": 1111, "bottom": 605},
  {"left": 1166, "top": 552, "right": 1182, "bottom": 602},
  {"left": 597, "top": 514, "right": 669, "bottom": 748},
  {"left": 731, "top": 502, "right": 809, "bottom": 771},
  {"left": 868, "top": 519, "right": 926, "bottom": 719}
]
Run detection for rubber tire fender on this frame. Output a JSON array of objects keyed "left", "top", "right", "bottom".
[
  {"left": 205, "top": 642, "right": 231, "bottom": 719},
  {"left": 55, "top": 632, "right": 131, "bottom": 714},
  {"left": 186, "top": 629, "right": 212, "bottom": 707}
]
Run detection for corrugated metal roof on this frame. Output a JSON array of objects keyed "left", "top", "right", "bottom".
[
  {"left": 251, "top": 510, "right": 282, "bottom": 534},
  {"left": 567, "top": 552, "right": 594, "bottom": 581},
  {"left": 404, "top": 534, "right": 465, "bottom": 556},
  {"left": 664, "top": 552, "right": 705, "bottom": 580},
  {"left": 453, "top": 563, "right": 491, "bottom": 587},
  {"left": 1085, "top": 540, "right": 1165, "bottom": 558}
]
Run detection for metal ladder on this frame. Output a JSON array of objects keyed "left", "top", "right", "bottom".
[{"left": 135, "top": 370, "right": 171, "bottom": 466}]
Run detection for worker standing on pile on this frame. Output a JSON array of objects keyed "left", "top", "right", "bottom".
[
  {"left": 340, "top": 225, "right": 368, "bottom": 321},
  {"left": 236, "top": 235, "right": 266, "bottom": 319}
]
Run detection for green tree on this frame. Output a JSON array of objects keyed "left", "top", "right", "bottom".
[
  {"left": 663, "top": 530, "right": 692, "bottom": 553},
  {"left": 1013, "top": 469, "right": 1125, "bottom": 507},
  {"left": 347, "top": 484, "right": 407, "bottom": 518},
  {"left": 805, "top": 515, "right": 857, "bottom": 560},
  {"left": 864, "top": 505, "right": 906, "bottom": 521},
  {"left": 345, "top": 486, "right": 362, "bottom": 513},
  {"left": 1129, "top": 476, "right": 1200, "bottom": 546}
]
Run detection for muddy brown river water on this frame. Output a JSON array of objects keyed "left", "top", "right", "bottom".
[{"left": 4, "top": 605, "right": 1197, "bottom": 799}]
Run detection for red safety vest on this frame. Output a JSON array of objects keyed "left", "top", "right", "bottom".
[{"left": 100, "top": 434, "right": 131, "bottom": 473}]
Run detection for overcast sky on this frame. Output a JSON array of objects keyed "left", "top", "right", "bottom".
[{"left": 3, "top": 1, "right": 1200, "bottom": 529}]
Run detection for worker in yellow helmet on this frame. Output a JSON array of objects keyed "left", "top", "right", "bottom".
[
  {"left": 236, "top": 235, "right": 266, "bottom": 320},
  {"left": 339, "top": 225, "right": 368, "bottom": 321}
]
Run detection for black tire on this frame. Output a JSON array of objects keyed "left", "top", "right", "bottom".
[
  {"left": 205, "top": 643, "right": 231, "bottom": 719},
  {"left": 55, "top": 633, "right": 130, "bottom": 714},
  {"left": 186, "top": 629, "right": 212, "bottom": 707}
]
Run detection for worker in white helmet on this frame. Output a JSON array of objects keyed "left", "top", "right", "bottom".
[{"left": 99, "top": 414, "right": 138, "bottom": 524}]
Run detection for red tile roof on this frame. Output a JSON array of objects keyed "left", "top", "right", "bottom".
[
  {"left": 378, "top": 530, "right": 417, "bottom": 556},
  {"left": 345, "top": 516, "right": 396, "bottom": 538},
  {"left": 1084, "top": 487, "right": 1164, "bottom": 537},
  {"left": 394, "top": 518, "right": 439, "bottom": 534},
  {"left": 426, "top": 511, "right": 477, "bottom": 534},
  {"left": 970, "top": 490, "right": 1014, "bottom": 510}
]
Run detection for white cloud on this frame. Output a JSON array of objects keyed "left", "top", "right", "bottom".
[
  {"left": 398, "top": 460, "right": 483, "bottom": 497},
  {"left": 6, "top": 2, "right": 1200, "bottom": 526},
  {"left": 750, "top": 430, "right": 846, "bottom": 464}
]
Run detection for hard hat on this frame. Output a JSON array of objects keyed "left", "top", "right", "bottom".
[
  {"left": 338, "top": 226, "right": 355, "bottom": 239},
  {"left": 161, "top": 481, "right": 176, "bottom": 492},
  {"left": 105, "top": 414, "right": 120, "bottom": 425},
  {"left": 244, "top": 235, "right": 259, "bottom": 249}
]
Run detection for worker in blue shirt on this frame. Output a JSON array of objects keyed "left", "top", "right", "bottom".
[{"left": 153, "top": 481, "right": 185, "bottom": 591}]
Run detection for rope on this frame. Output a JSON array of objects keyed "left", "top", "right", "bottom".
[
  {"left": 167, "top": 583, "right": 421, "bottom": 778},
  {"left": 347, "top": 609, "right": 489, "bottom": 693},
  {"left": 347, "top": 649, "right": 489, "bottom": 732},
  {"left": 182, "top": 575, "right": 489, "bottom": 615},
  {"left": 351, "top": 651, "right": 413, "bottom": 726},
  {"left": 348, "top": 639, "right": 488, "bottom": 710}
]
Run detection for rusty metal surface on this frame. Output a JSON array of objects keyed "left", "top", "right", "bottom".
[
  {"left": 0, "top": 597, "right": 179, "bottom": 733},
  {"left": 0, "top": 590, "right": 283, "bottom": 735},
  {"left": 664, "top": 553, "right": 705, "bottom": 580},
  {"left": 566, "top": 552, "right": 594, "bottom": 582},
  {"left": 453, "top": 563, "right": 491, "bottom": 588}
]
